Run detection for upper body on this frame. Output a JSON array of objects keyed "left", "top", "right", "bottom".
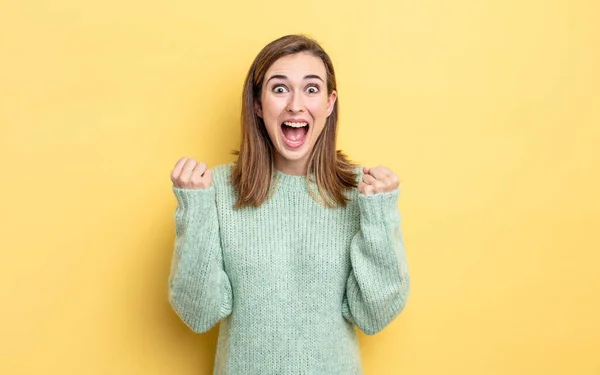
[
  {"left": 168, "top": 34, "right": 410, "bottom": 374},
  {"left": 170, "top": 164, "right": 409, "bottom": 374}
]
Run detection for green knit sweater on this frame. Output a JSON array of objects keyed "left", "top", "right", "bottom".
[{"left": 169, "top": 164, "right": 410, "bottom": 374}]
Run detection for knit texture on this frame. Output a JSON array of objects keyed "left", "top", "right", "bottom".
[{"left": 169, "top": 164, "right": 410, "bottom": 375}]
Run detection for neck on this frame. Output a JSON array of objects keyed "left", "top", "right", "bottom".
[{"left": 274, "top": 155, "right": 308, "bottom": 176}]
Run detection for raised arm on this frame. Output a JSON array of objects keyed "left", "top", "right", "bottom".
[
  {"left": 342, "top": 166, "right": 410, "bottom": 335},
  {"left": 168, "top": 158, "right": 233, "bottom": 333}
]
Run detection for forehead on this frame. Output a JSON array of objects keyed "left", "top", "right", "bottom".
[{"left": 265, "top": 52, "right": 326, "bottom": 79}]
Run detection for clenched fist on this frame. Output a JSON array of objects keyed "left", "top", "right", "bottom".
[
  {"left": 170, "top": 157, "right": 213, "bottom": 189},
  {"left": 358, "top": 166, "right": 400, "bottom": 195}
]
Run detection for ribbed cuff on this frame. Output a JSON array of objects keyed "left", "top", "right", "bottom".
[
  {"left": 172, "top": 186, "right": 216, "bottom": 212},
  {"left": 357, "top": 189, "right": 400, "bottom": 224}
]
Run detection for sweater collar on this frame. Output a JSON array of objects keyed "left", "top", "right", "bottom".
[{"left": 273, "top": 169, "right": 316, "bottom": 191}]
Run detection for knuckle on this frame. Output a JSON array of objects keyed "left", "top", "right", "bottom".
[
  {"left": 190, "top": 174, "right": 202, "bottom": 185},
  {"left": 179, "top": 174, "right": 189, "bottom": 184}
]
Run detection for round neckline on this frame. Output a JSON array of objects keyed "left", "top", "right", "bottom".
[{"left": 273, "top": 169, "right": 315, "bottom": 191}]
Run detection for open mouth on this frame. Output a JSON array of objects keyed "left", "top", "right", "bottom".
[{"left": 280, "top": 121, "right": 310, "bottom": 149}]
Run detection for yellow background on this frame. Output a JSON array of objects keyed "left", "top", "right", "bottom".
[{"left": 1, "top": 0, "right": 598, "bottom": 374}]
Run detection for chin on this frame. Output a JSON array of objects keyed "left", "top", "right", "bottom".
[
  {"left": 275, "top": 142, "right": 314, "bottom": 165},
  {"left": 279, "top": 148, "right": 310, "bottom": 162}
]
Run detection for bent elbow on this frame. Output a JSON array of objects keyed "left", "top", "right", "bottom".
[
  {"left": 168, "top": 288, "right": 217, "bottom": 334},
  {"left": 359, "top": 280, "right": 410, "bottom": 335}
]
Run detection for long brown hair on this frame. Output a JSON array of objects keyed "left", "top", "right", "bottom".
[{"left": 231, "top": 34, "right": 358, "bottom": 208}]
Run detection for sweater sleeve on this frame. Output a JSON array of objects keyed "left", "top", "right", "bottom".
[
  {"left": 168, "top": 185, "right": 233, "bottom": 333},
  {"left": 341, "top": 189, "right": 410, "bottom": 335}
]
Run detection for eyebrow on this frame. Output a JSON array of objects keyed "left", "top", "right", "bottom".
[{"left": 266, "top": 74, "right": 324, "bottom": 84}]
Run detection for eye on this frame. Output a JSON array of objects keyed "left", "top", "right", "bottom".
[
  {"left": 273, "top": 85, "right": 288, "bottom": 93},
  {"left": 306, "top": 85, "right": 319, "bottom": 94}
]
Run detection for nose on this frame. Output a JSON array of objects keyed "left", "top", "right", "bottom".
[{"left": 286, "top": 91, "right": 304, "bottom": 113}]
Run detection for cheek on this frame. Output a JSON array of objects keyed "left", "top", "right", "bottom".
[
  {"left": 307, "top": 99, "right": 330, "bottom": 118},
  {"left": 262, "top": 97, "right": 285, "bottom": 118}
]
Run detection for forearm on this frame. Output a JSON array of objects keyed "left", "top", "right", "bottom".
[
  {"left": 343, "top": 189, "right": 410, "bottom": 335},
  {"left": 168, "top": 186, "right": 233, "bottom": 333}
]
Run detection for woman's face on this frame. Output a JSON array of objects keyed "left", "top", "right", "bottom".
[{"left": 256, "top": 52, "right": 337, "bottom": 175}]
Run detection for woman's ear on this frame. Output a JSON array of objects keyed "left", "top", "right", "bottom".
[
  {"left": 326, "top": 90, "right": 337, "bottom": 117},
  {"left": 254, "top": 101, "right": 263, "bottom": 118}
]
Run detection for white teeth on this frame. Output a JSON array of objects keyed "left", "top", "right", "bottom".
[{"left": 283, "top": 121, "right": 308, "bottom": 128}]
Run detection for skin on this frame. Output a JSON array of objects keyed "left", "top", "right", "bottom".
[
  {"left": 170, "top": 53, "right": 401, "bottom": 195},
  {"left": 255, "top": 52, "right": 336, "bottom": 176}
]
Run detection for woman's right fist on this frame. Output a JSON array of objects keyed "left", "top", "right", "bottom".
[{"left": 170, "top": 157, "right": 213, "bottom": 189}]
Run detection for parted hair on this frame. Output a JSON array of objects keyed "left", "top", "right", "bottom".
[{"left": 231, "top": 34, "right": 358, "bottom": 209}]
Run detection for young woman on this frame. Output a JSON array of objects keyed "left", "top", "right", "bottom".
[{"left": 169, "top": 34, "right": 410, "bottom": 374}]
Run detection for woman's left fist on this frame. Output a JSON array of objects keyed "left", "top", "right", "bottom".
[{"left": 358, "top": 166, "right": 400, "bottom": 195}]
